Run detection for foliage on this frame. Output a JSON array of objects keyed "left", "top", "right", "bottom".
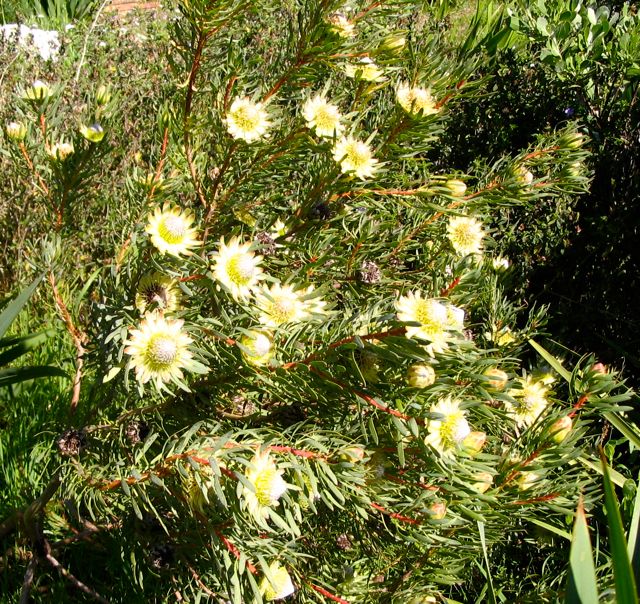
[{"left": 0, "top": 1, "right": 638, "bottom": 603}]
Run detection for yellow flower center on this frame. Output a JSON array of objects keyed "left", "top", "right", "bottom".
[
  {"left": 414, "top": 300, "right": 444, "bottom": 330},
  {"left": 231, "top": 105, "right": 261, "bottom": 133},
  {"left": 344, "top": 142, "right": 371, "bottom": 169},
  {"left": 314, "top": 106, "right": 338, "bottom": 131},
  {"left": 264, "top": 293, "right": 299, "bottom": 325},
  {"left": 438, "top": 412, "right": 468, "bottom": 450},
  {"left": 227, "top": 253, "right": 256, "bottom": 285},
  {"left": 451, "top": 224, "right": 477, "bottom": 248},
  {"left": 254, "top": 467, "right": 277, "bottom": 506},
  {"left": 146, "top": 334, "right": 178, "bottom": 370},
  {"left": 159, "top": 215, "right": 187, "bottom": 244}
]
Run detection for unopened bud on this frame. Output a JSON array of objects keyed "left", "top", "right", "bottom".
[
  {"left": 515, "top": 165, "right": 534, "bottom": 185},
  {"left": 462, "top": 431, "right": 486, "bottom": 456},
  {"left": 407, "top": 363, "right": 436, "bottom": 388},
  {"left": 6, "top": 121, "right": 27, "bottom": 141},
  {"left": 22, "top": 79, "right": 52, "bottom": 102},
  {"left": 445, "top": 179, "right": 467, "bottom": 197},
  {"left": 484, "top": 368, "right": 509, "bottom": 391},
  {"left": 517, "top": 471, "right": 541, "bottom": 491},
  {"left": 339, "top": 446, "right": 366, "bottom": 463},
  {"left": 240, "top": 330, "right": 274, "bottom": 367},
  {"left": 562, "top": 132, "right": 584, "bottom": 149},
  {"left": 491, "top": 256, "right": 510, "bottom": 271},
  {"left": 95, "top": 84, "right": 111, "bottom": 106},
  {"left": 472, "top": 472, "right": 493, "bottom": 493},
  {"left": 549, "top": 416, "right": 572, "bottom": 443},
  {"left": 381, "top": 33, "right": 406, "bottom": 53},
  {"left": 428, "top": 501, "right": 447, "bottom": 520},
  {"left": 80, "top": 123, "right": 105, "bottom": 143},
  {"left": 592, "top": 362, "right": 607, "bottom": 374},
  {"left": 47, "top": 141, "right": 74, "bottom": 161}
]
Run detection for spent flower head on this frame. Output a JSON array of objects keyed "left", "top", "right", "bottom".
[
  {"left": 225, "top": 97, "right": 271, "bottom": 142},
  {"left": 135, "top": 272, "right": 181, "bottom": 315},
  {"left": 146, "top": 204, "right": 200, "bottom": 257}
]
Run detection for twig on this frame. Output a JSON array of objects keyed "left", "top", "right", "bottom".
[
  {"left": 49, "top": 272, "right": 87, "bottom": 414},
  {"left": 188, "top": 565, "right": 218, "bottom": 597},
  {"left": 370, "top": 502, "right": 421, "bottom": 525},
  {"left": 308, "top": 582, "right": 351, "bottom": 603},
  {"left": 44, "top": 541, "right": 109, "bottom": 603},
  {"left": 19, "top": 557, "right": 37, "bottom": 604}
]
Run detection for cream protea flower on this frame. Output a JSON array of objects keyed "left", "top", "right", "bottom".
[
  {"left": 446, "top": 304, "right": 465, "bottom": 332},
  {"left": 395, "top": 292, "right": 451, "bottom": 355},
  {"left": 303, "top": 95, "right": 344, "bottom": 138},
  {"left": 328, "top": 13, "right": 355, "bottom": 38},
  {"left": 242, "top": 451, "right": 289, "bottom": 521},
  {"left": 333, "top": 136, "right": 379, "bottom": 180},
  {"left": 211, "top": 236, "right": 264, "bottom": 301},
  {"left": 260, "top": 561, "right": 296, "bottom": 601},
  {"left": 344, "top": 57, "right": 385, "bottom": 82},
  {"left": 124, "top": 312, "right": 198, "bottom": 388},
  {"left": 135, "top": 272, "right": 181, "bottom": 314},
  {"left": 146, "top": 204, "right": 199, "bottom": 257},
  {"left": 225, "top": 97, "right": 271, "bottom": 142},
  {"left": 447, "top": 216, "right": 484, "bottom": 256},
  {"left": 505, "top": 376, "right": 550, "bottom": 427},
  {"left": 240, "top": 330, "right": 274, "bottom": 366},
  {"left": 425, "top": 397, "right": 471, "bottom": 457},
  {"left": 254, "top": 283, "right": 326, "bottom": 327},
  {"left": 396, "top": 83, "right": 439, "bottom": 116},
  {"left": 46, "top": 141, "right": 74, "bottom": 161}
]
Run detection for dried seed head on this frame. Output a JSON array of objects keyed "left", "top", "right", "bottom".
[
  {"left": 126, "top": 420, "right": 150, "bottom": 444},
  {"left": 336, "top": 534, "right": 352, "bottom": 550},
  {"left": 56, "top": 429, "right": 86, "bottom": 457},
  {"left": 255, "top": 232, "right": 277, "bottom": 256},
  {"left": 149, "top": 543, "right": 175, "bottom": 571},
  {"left": 358, "top": 260, "right": 382, "bottom": 284}
]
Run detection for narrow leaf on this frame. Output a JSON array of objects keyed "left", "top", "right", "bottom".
[
  {"left": 0, "top": 274, "right": 43, "bottom": 339},
  {"left": 529, "top": 339, "right": 572, "bottom": 383},
  {"left": 0, "top": 365, "right": 67, "bottom": 387},
  {"left": 478, "top": 521, "right": 496, "bottom": 604},
  {"left": 600, "top": 451, "right": 638, "bottom": 603},
  {"left": 566, "top": 496, "right": 599, "bottom": 604}
]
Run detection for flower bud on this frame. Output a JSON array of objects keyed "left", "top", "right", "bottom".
[
  {"left": 445, "top": 179, "right": 467, "bottom": 197},
  {"left": 22, "top": 79, "right": 52, "bottom": 102},
  {"left": 549, "top": 416, "right": 572, "bottom": 443},
  {"left": 339, "top": 446, "right": 366, "bottom": 463},
  {"left": 517, "top": 471, "right": 541, "bottom": 491},
  {"left": 515, "top": 165, "right": 534, "bottom": 185},
  {"left": 428, "top": 501, "right": 447, "bottom": 520},
  {"left": 462, "top": 431, "right": 486, "bottom": 456},
  {"left": 407, "top": 363, "right": 436, "bottom": 388},
  {"left": 484, "top": 367, "right": 509, "bottom": 390},
  {"left": 471, "top": 472, "right": 493, "bottom": 493},
  {"left": 240, "top": 330, "right": 274, "bottom": 367},
  {"left": 5, "top": 121, "right": 27, "bottom": 141},
  {"left": 562, "top": 132, "right": 584, "bottom": 149},
  {"left": 491, "top": 256, "right": 510, "bottom": 271},
  {"left": 95, "top": 84, "right": 111, "bottom": 106},
  {"left": 592, "top": 362, "right": 607, "bottom": 374},
  {"left": 47, "top": 141, "right": 74, "bottom": 161},
  {"left": 380, "top": 33, "right": 406, "bottom": 53},
  {"left": 80, "top": 123, "right": 105, "bottom": 143},
  {"left": 328, "top": 13, "right": 355, "bottom": 38}
]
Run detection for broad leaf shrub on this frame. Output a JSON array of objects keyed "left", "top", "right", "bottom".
[
  {"left": 0, "top": 1, "right": 637, "bottom": 602},
  {"left": 439, "top": 0, "right": 640, "bottom": 381}
]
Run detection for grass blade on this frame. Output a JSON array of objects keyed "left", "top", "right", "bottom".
[
  {"left": 565, "top": 496, "right": 599, "bottom": 604},
  {"left": 0, "top": 274, "right": 43, "bottom": 339},
  {"left": 529, "top": 339, "right": 572, "bottom": 383},
  {"left": 627, "top": 477, "right": 640, "bottom": 589},
  {"left": 603, "top": 412, "right": 640, "bottom": 450},
  {"left": 0, "top": 365, "right": 67, "bottom": 387},
  {"left": 600, "top": 450, "right": 639, "bottom": 604},
  {"left": 478, "top": 520, "right": 496, "bottom": 604}
]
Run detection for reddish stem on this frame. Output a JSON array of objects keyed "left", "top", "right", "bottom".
[
  {"left": 370, "top": 502, "right": 421, "bottom": 525},
  {"left": 308, "top": 583, "right": 351, "bottom": 604}
]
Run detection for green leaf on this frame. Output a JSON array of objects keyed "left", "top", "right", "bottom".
[
  {"left": 600, "top": 451, "right": 639, "bottom": 604},
  {"left": 529, "top": 339, "right": 572, "bottom": 383},
  {"left": 0, "top": 330, "right": 54, "bottom": 367},
  {"left": 565, "top": 496, "right": 599, "bottom": 604},
  {"left": 478, "top": 521, "right": 496, "bottom": 604},
  {"left": 0, "top": 365, "right": 67, "bottom": 387},
  {"left": 603, "top": 412, "right": 640, "bottom": 450},
  {"left": 627, "top": 477, "right": 640, "bottom": 588},
  {"left": 0, "top": 274, "right": 44, "bottom": 339}
]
